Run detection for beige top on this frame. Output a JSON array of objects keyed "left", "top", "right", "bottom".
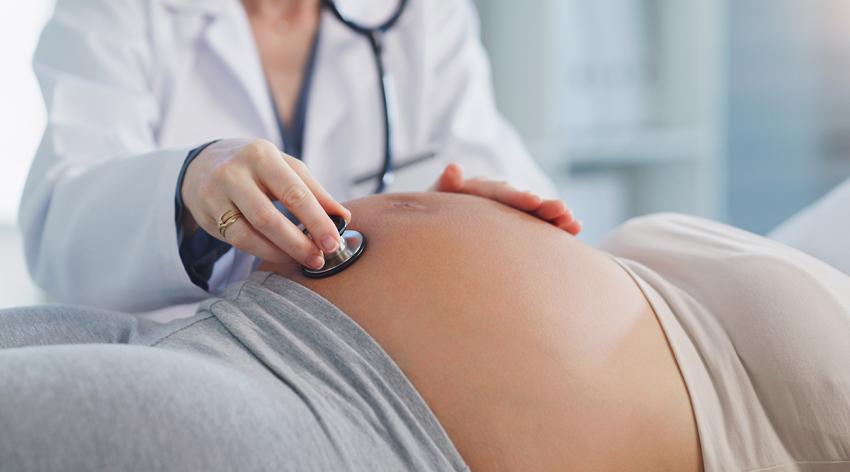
[{"left": 601, "top": 214, "right": 850, "bottom": 471}]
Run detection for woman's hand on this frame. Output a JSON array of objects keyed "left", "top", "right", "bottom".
[
  {"left": 432, "top": 163, "right": 582, "bottom": 235},
  {"left": 181, "top": 139, "right": 350, "bottom": 269}
]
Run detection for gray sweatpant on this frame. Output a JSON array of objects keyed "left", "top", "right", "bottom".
[{"left": 0, "top": 273, "right": 467, "bottom": 472}]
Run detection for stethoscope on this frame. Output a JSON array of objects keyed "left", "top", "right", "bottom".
[
  {"left": 301, "top": 0, "right": 408, "bottom": 278},
  {"left": 323, "top": 0, "right": 408, "bottom": 194},
  {"left": 301, "top": 215, "right": 367, "bottom": 278}
]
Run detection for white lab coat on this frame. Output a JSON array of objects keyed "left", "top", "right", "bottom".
[{"left": 20, "top": 0, "right": 556, "bottom": 312}]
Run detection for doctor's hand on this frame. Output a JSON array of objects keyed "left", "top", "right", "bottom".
[
  {"left": 432, "top": 163, "right": 582, "bottom": 236},
  {"left": 181, "top": 139, "right": 350, "bottom": 269}
]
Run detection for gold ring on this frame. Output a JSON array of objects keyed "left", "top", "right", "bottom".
[{"left": 218, "top": 209, "right": 243, "bottom": 239}]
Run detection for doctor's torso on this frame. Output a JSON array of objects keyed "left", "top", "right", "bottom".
[
  {"left": 149, "top": 0, "right": 440, "bottom": 198},
  {"left": 22, "top": 0, "right": 554, "bottom": 312}
]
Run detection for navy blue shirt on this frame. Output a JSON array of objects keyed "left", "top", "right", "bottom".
[{"left": 175, "top": 32, "right": 321, "bottom": 291}]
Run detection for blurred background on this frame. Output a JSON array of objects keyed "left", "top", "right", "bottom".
[
  {"left": 474, "top": 0, "right": 850, "bottom": 241},
  {"left": 3, "top": 0, "right": 850, "bottom": 307}
]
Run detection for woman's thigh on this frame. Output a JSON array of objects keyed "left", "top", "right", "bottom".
[{"left": 0, "top": 344, "right": 338, "bottom": 472}]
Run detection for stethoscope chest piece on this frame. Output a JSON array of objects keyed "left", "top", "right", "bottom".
[{"left": 302, "top": 215, "right": 368, "bottom": 279}]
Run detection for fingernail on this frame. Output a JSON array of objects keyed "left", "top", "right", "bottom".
[
  {"left": 321, "top": 234, "right": 339, "bottom": 253},
  {"left": 307, "top": 254, "right": 325, "bottom": 269}
]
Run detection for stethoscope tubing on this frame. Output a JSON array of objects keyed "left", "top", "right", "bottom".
[
  {"left": 322, "top": 0, "right": 408, "bottom": 35},
  {"left": 368, "top": 31, "right": 393, "bottom": 193},
  {"left": 295, "top": 1, "right": 408, "bottom": 277},
  {"left": 322, "top": 0, "right": 409, "bottom": 193}
]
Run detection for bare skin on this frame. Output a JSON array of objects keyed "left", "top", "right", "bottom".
[
  {"left": 244, "top": 0, "right": 321, "bottom": 125},
  {"left": 181, "top": 2, "right": 581, "bottom": 273},
  {"left": 261, "top": 192, "right": 702, "bottom": 471}
]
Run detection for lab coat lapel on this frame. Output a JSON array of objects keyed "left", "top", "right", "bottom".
[
  {"left": 160, "top": 0, "right": 356, "bottom": 193},
  {"left": 200, "top": 0, "right": 279, "bottom": 143},
  {"left": 303, "top": 10, "right": 356, "bottom": 193}
]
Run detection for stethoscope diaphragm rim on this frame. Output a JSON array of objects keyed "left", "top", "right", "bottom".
[
  {"left": 301, "top": 215, "right": 368, "bottom": 279},
  {"left": 301, "top": 229, "right": 367, "bottom": 278}
]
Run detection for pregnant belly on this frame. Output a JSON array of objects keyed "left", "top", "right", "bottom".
[{"left": 271, "top": 193, "right": 701, "bottom": 471}]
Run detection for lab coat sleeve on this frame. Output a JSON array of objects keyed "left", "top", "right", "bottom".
[
  {"left": 423, "top": 0, "right": 559, "bottom": 198},
  {"left": 769, "top": 178, "right": 850, "bottom": 275},
  {"left": 18, "top": 0, "right": 211, "bottom": 311}
]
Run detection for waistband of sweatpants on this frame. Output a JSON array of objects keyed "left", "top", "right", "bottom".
[{"left": 221, "top": 271, "right": 470, "bottom": 471}]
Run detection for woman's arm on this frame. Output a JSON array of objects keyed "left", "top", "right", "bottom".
[{"left": 21, "top": 0, "right": 348, "bottom": 311}]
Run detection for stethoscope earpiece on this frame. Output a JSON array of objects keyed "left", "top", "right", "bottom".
[{"left": 301, "top": 215, "right": 367, "bottom": 279}]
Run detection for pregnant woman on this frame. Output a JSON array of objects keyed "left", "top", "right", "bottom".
[{"left": 1, "top": 192, "right": 848, "bottom": 471}]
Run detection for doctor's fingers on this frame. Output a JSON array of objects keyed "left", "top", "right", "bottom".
[
  {"left": 212, "top": 211, "right": 295, "bottom": 265},
  {"left": 254, "top": 156, "right": 343, "bottom": 254},
  {"left": 281, "top": 155, "right": 350, "bottom": 222},
  {"left": 228, "top": 185, "right": 324, "bottom": 266}
]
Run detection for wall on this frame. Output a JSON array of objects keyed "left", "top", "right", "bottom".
[
  {"left": 727, "top": 0, "right": 850, "bottom": 233},
  {"left": 474, "top": 0, "right": 725, "bottom": 242}
]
